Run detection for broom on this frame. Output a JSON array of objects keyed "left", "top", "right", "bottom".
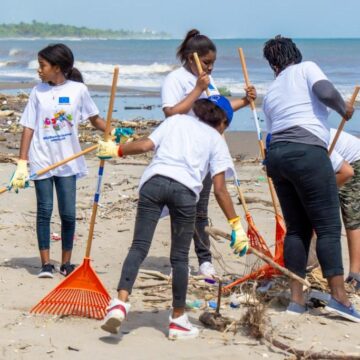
[
  {"left": 1, "top": 144, "right": 98, "bottom": 195},
  {"left": 31, "top": 67, "right": 119, "bottom": 319},
  {"left": 238, "top": 48, "right": 286, "bottom": 264}
]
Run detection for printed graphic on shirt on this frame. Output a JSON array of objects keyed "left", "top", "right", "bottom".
[{"left": 44, "top": 109, "right": 73, "bottom": 131}]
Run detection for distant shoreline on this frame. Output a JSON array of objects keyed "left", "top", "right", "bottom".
[
  {"left": 0, "top": 82, "right": 267, "bottom": 106},
  {"left": 0, "top": 37, "right": 359, "bottom": 41},
  {"left": 0, "top": 81, "right": 162, "bottom": 97}
]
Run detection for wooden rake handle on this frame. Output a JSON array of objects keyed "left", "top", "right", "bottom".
[
  {"left": 85, "top": 66, "right": 119, "bottom": 258},
  {"left": 234, "top": 179, "right": 249, "bottom": 214},
  {"left": 0, "top": 144, "right": 98, "bottom": 195},
  {"left": 238, "top": 47, "right": 282, "bottom": 218},
  {"left": 205, "top": 226, "right": 311, "bottom": 288},
  {"left": 193, "top": 52, "right": 210, "bottom": 97},
  {"left": 36, "top": 144, "right": 98, "bottom": 177},
  {"left": 328, "top": 86, "right": 360, "bottom": 155},
  {"left": 238, "top": 48, "right": 256, "bottom": 111}
]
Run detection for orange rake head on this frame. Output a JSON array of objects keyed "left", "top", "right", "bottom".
[
  {"left": 245, "top": 213, "right": 273, "bottom": 258},
  {"left": 31, "top": 258, "right": 110, "bottom": 319},
  {"left": 223, "top": 214, "right": 285, "bottom": 292},
  {"left": 222, "top": 263, "right": 279, "bottom": 292},
  {"left": 274, "top": 214, "right": 286, "bottom": 266}
]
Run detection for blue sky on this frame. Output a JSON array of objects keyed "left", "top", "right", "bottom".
[{"left": 1, "top": 0, "right": 359, "bottom": 39}]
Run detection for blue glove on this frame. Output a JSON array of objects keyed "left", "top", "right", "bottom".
[{"left": 111, "top": 127, "right": 134, "bottom": 144}]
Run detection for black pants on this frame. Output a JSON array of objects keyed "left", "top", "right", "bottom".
[
  {"left": 193, "top": 172, "right": 212, "bottom": 265},
  {"left": 266, "top": 142, "right": 343, "bottom": 278},
  {"left": 117, "top": 175, "right": 197, "bottom": 308}
]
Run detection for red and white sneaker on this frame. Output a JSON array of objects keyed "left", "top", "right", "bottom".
[
  {"left": 101, "top": 298, "right": 131, "bottom": 334},
  {"left": 168, "top": 313, "right": 199, "bottom": 340}
]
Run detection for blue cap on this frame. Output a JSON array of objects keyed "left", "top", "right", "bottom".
[{"left": 207, "top": 95, "right": 233, "bottom": 124}]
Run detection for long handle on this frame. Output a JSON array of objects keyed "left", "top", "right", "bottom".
[
  {"left": 193, "top": 52, "right": 210, "bottom": 97},
  {"left": 206, "top": 226, "right": 311, "bottom": 288},
  {"left": 0, "top": 144, "right": 98, "bottom": 195},
  {"left": 238, "top": 48, "right": 281, "bottom": 217},
  {"left": 239, "top": 48, "right": 263, "bottom": 148},
  {"left": 85, "top": 66, "right": 119, "bottom": 258},
  {"left": 328, "top": 86, "right": 360, "bottom": 155},
  {"left": 234, "top": 178, "right": 249, "bottom": 214},
  {"left": 35, "top": 144, "right": 98, "bottom": 177}
]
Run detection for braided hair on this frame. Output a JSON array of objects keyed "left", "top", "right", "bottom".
[{"left": 263, "top": 35, "right": 302, "bottom": 74}]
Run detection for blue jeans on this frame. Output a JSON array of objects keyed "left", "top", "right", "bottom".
[
  {"left": 34, "top": 175, "right": 76, "bottom": 251},
  {"left": 118, "top": 175, "right": 197, "bottom": 308},
  {"left": 193, "top": 172, "right": 212, "bottom": 265},
  {"left": 266, "top": 142, "right": 343, "bottom": 278}
]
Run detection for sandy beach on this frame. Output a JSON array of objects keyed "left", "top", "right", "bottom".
[{"left": 0, "top": 92, "right": 360, "bottom": 360}]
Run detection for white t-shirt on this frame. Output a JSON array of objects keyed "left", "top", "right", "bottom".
[
  {"left": 329, "top": 128, "right": 360, "bottom": 171},
  {"left": 139, "top": 114, "right": 235, "bottom": 201},
  {"left": 20, "top": 80, "right": 99, "bottom": 179},
  {"left": 263, "top": 61, "right": 331, "bottom": 145},
  {"left": 161, "top": 66, "right": 219, "bottom": 116}
]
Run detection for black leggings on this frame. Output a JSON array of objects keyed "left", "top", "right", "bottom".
[
  {"left": 117, "top": 175, "right": 197, "bottom": 308},
  {"left": 266, "top": 142, "right": 343, "bottom": 278}
]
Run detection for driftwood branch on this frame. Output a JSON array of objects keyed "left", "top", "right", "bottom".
[
  {"left": 139, "top": 269, "right": 170, "bottom": 281},
  {"left": 205, "top": 226, "right": 311, "bottom": 288},
  {"left": 138, "top": 269, "right": 208, "bottom": 282},
  {"left": 264, "top": 331, "right": 360, "bottom": 359}
]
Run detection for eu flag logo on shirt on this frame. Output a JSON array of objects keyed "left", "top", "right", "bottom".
[{"left": 59, "top": 97, "right": 70, "bottom": 105}]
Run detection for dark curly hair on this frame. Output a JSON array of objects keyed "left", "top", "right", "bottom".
[
  {"left": 263, "top": 35, "right": 302, "bottom": 74},
  {"left": 193, "top": 99, "right": 228, "bottom": 128}
]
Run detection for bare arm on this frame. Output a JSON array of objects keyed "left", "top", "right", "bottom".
[
  {"left": 229, "top": 85, "right": 257, "bottom": 111},
  {"left": 19, "top": 127, "right": 34, "bottom": 160},
  {"left": 163, "top": 72, "right": 209, "bottom": 117},
  {"left": 89, "top": 115, "right": 106, "bottom": 132},
  {"left": 336, "top": 161, "right": 354, "bottom": 187},
  {"left": 213, "top": 172, "right": 237, "bottom": 220},
  {"left": 121, "top": 137, "right": 155, "bottom": 156},
  {"left": 229, "top": 97, "right": 250, "bottom": 111}
]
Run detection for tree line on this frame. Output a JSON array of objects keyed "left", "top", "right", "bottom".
[{"left": 0, "top": 21, "right": 171, "bottom": 39}]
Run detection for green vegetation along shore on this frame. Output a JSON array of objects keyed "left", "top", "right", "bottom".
[{"left": 0, "top": 21, "right": 171, "bottom": 39}]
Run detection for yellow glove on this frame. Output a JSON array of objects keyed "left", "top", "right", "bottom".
[
  {"left": 10, "top": 159, "right": 29, "bottom": 192},
  {"left": 229, "top": 216, "right": 249, "bottom": 257},
  {"left": 97, "top": 140, "right": 120, "bottom": 159}
]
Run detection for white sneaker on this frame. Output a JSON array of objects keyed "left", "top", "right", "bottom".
[
  {"left": 101, "top": 298, "right": 131, "bottom": 334},
  {"left": 168, "top": 313, "right": 199, "bottom": 340},
  {"left": 199, "top": 261, "right": 216, "bottom": 278}
]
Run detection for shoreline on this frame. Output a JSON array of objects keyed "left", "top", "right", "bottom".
[{"left": 0, "top": 81, "right": 266, "bottom": 106}]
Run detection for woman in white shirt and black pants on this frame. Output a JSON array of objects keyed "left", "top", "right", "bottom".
[{"left": 263, "top": 36, "right": 360, "bottom": 322}]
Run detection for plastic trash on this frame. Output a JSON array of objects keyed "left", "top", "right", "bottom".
[
  {"left": 230, "top": 294, "right": 241, "bottom": 308},
  {"left": 207, "top": 300, "right": 217, "bottom": 309},
  {"left": 186, "top": 299, "right": 203, "bottom": 309}
]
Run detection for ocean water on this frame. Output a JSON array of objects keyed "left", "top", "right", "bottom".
[{"left": 0, "top": 38, "right": 359, "bottom": 133}]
